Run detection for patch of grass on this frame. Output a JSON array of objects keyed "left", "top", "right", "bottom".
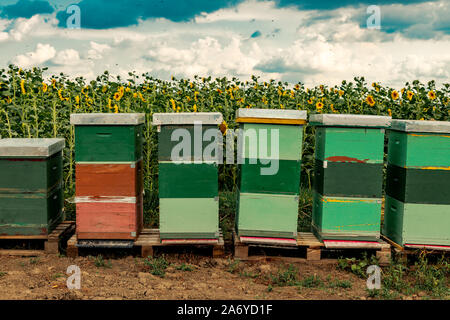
[
  {"left": 337, "top": 253, "right": 378, "bottom": 278},
  {"left": 266, "top": 284, "right": 273, "bottom": 292},
  {"left": 239, "top": 271, "right": 260, "bottom": 279},
  {"left": 51, "top": 273, "right": 64, "bottom": 280},
  {"left": 269, "top": 264, "right": 299, "bottom": 287},
  {"left": 327, "top": 279, "right": 352, "bottom": 289},
  {"left": 298, "top": 275, "right": 324, "bottom": 288},
  {"left": 144, "top": 256, "right": 169, "bottom": 277},
  {"left": 0, "top": 272, "right": 7, "bottom": 278},
  {"left": 175, "top": 263, "right": 194, "bottom": 272},
  {"left": 227, "top": 259, "right": 240, "bottom": 274},
  {"left": 29, "top": 257, "right": 40, "bottom": 265},
  {"left": 412, "top": 253, "right": 449, "bottom": 298},
  {"left": 93, "top": 255, "right": 112, "bottom": 268}
]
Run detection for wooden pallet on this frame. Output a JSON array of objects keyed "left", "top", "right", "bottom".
[
  {"left": 322, "top": 238, "right": 392, "bottom": 266},
  {"left": 0, "top": 221, "right": 75, "bottom": 256},
  {"left": 233, "top": 230, "right": 392, "bottom": 265},
  {"left": 382, "top": 235, "right": 449, "bottom": 262},
  {"left": 67, "top": 228, "right": 225, "bottom": 258},
  {"left": 233, "top": 230, "right": 324, "bottom": 261}
]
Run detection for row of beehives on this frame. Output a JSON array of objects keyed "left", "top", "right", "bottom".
[{"left": 0, "top": 109, "right": 449, "bottom": 249}]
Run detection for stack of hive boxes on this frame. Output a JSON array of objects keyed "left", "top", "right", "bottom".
[
  {"left": 70, "top": 113, "right": 145, "bottom": 240},
  {"left": 235, "top": 108, "right": 307, "bottom": 241},
  {"left": 383, "top": 120, "right": 450, "bottom": 247},
  {"left": 152, "top": 112, "right": 223, "bottom": 241},
  {"left": 310, "top": 114, "right": 391, "bottom": 241},
  {"left": 0, "top": 138, "right": 65, "bottom": 236}
]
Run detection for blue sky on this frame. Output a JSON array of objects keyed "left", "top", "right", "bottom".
[{"left": 0, "top": 0, "right": 448, "bottom": 86}]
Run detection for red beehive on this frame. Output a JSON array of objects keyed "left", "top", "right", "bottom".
[{"left": 70, "top": 113, "right": 145, "bottom": 240}]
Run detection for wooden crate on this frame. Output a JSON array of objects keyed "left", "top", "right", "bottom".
[
  {"left": 0, "top": 221, "right": 75, "bottom": 256},
  {"left": 67, "top": 228, "right": 225, "bottom": 258},
  {"left": 71, "top": 113, "right": 145, "bottom": 240},
  {"left": 233, "top": 229, "right": 392, "bottom": 265},
  {"left": 0, "top": 138, "right": 65, "bottom": 237},
  {"left": 383, "top": 120, "right": 450, "bottom": 247},
  {"left": 153, "top": 113, "right": 222, "bottom": 240},
  {"left": 235, "top": 109, "right": 307, "bottom": 239},
  {"left": 309, "top": 114, "right": 391, "bottom": 241}
]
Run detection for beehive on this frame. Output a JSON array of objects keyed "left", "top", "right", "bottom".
[
  {"left": 383, "top": 120, "right": 450, "bottom": 247},
  {"left": 0, "top": 138, "right": 65, "bottom": 236},
  {"left": 152, "top": 113, "right": 222, "bottom": 240},
  {"left": 70, "top": 113, "right": 145, "bottom": 240},
  {"left": 310, "top": 114, "right": 391, "bottom": 241},
  {"left": 235, "top": 108, "right": 307, "bottom": 239}
]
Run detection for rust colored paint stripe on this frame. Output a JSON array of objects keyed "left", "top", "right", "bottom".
[
  {"left": 235, "top": 117, "right": 306, "bottom": 125},
  {"left": 75, "top": 161, "right": 143, "bottom": 197},
  {"left": 325, "top": 156, "right": 369, "bottom": 163}
]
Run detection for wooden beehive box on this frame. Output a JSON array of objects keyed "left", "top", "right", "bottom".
[
  {"left": 235, "top": 108, "right": 307, "bottom": 239},
  {"left": 383, "top": 120, "right": 450, "bottom": 247},
  {"left": 152, "top": 112, "right": 222, "bottom": 240},
  {"left": 309, "top": 114, "right": 391, "bottom": 241},
  {"left": 0, "top": 138, "right": 65, "bottom": 236},
  {"left": 70, "top": 113, "right": 145, "bottom": 240}
]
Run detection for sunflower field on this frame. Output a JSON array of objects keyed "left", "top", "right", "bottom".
[{"left": 0, "top": 65, "right": 449, "bottom": 226}]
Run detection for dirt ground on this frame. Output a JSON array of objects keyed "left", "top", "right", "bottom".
[{"left": 0, "top": 252, "right": 410, "bottom": 300}]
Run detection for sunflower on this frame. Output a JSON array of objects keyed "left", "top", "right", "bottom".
[
  {"left": 407, "top": 90, "right": 414, "bottom": 101},
  {"left": 388, "top": 108, "right": 392, "bottom": 117},
  {"left": 428, "top": 90, "right": 436, "bottom": 100},
  {"left": 339, "top": 90, "right": 344, "bottom": 97},
  {"left": 316, "top": 102, "right": 324, "bottom": 112},
  {"left": 366, "top": 95, "right": 375, "bottom": 106},
  {"left": 113, "top": 92, "right": 121, "bottom": 101},
  {"left": 219, "top": 120, "right": 228, "bottom": 135},
  {"left": 391, "top": 90, "right": 399, "bottom": 100},
  {"left": 307, "top": 98, "right": 313, "bottom": 105},
  {"left": 42, "top": 83, "right": 48, "bottom": 93},
  {"left": 20, "top": 80, "right": 26, "bottom": 95},
  {"left": 294, "top": 84, "right": 300, "bottom": 90},
  {"left": 102, "top": 85, "right": 107, "bottom": 93},
  {"left": 114, "top": 105, "right": 119, "bottom": 113},
  {"left": 193, "top": 104, "right": 197, "bottom": 112}
]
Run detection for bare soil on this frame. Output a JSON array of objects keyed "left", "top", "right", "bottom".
[{"left": 0, "top": 253, "right": 407, "bottom": 300}]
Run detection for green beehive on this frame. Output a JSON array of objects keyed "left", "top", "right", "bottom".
[
  {"left": 235, "top": 108, "right": 307, "bottom": 239},
  {"left": 310, "top": 114, "right": 391, "bottom": 241},
  {"left": 383, "top": 120, "right": 450, "bottom": 247},
  {"left": 0, "top": 138, "right": 65, "bottom": 236},
  {"left": 152, "top": 112, "right": 223, "bottom": 240},
  {"left": 71, "top": 113, "right": 144, "bottom": 163}
]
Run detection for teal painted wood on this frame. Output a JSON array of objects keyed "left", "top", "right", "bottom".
[
  {"left": 312, "top": 191, "right": 382, "bottom": 240},
  {"left": 239, "top": 123, "right": 304, "bottom": 161},
  {"left": 314, "top": 127, "right": 385, "bottom": 164},
  {"left": 0, "top": 187, "right": 64, "bottom": 236},
  {"left": 158, "top": 162, "right": 218, "bottom": 198},
  {"left": 386, "top": 164, "right": 450, "bottom": 204},
  {"left": 75, "top": 125, "right": 143, "bottom": 162},
  {"left": 236, "top": 193, "right": 299, "bottom": 238},
  {"left": 313, "top": 160, "right": 383, "bottom": 198},
  {"left": 238, "top": 159, "right": 301, "bottom": 195},
  {"left": 0, "top": 152, "right": 62, "bottom": 194},
  {"left": 387, "top": 130, "right": 450, "bottom": 168},
  {"left": 158, "top": 125, "right": 219, "bottom": 161},
  {"left": 159, "top": 198, "right": 219, "bottom": 239},
  {"left": 383, "top": 195, "right": 450, "bottom": 246}
]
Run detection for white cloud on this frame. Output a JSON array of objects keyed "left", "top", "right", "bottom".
[
  {"left": 11, "top": 43, "right": 56, "bottom": 68},
  {"left": 52, "top": 49, "right": 80, "bottom": 65},
  {"left": 0, "top": 1, "right": 448, "bottom": 88}
]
